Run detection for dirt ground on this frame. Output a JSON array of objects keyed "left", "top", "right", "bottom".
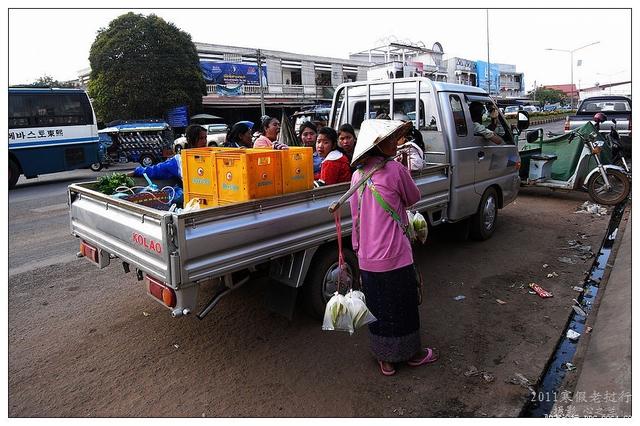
[{"left": 8, "top": 188, "right": 613, "bottom": 417}]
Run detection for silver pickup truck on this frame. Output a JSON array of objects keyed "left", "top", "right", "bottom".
[
  {"left": 565, "top": 96, "right": 632, "bottom": 153},
  {"left": 69, "top": 77, "right": 520, "bottom": 319}
]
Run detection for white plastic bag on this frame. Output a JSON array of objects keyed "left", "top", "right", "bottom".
[
  {"left": 345, "top": 290, "right": 377, "bottom": 329},
  {"left": 322, "top": 292, "right": 354, "bottom": 334},
  {"left": 412, "top": 211, "right": 428, "bottom": 244}
]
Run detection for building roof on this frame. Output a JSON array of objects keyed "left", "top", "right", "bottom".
[
  {"left": 543, "top": 84, "right": 577, "bottom": 95},
  {"left": 580, "top": 81, "right": 631, "bottom": 91}
]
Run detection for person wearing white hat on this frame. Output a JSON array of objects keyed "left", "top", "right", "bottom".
[{"left": 349, "top": 119, "right": 439, "bottom": 376}]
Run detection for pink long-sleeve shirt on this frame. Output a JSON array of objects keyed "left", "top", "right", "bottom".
[{"left": 349, "top": 157, "right": 421, "bottom": 272}]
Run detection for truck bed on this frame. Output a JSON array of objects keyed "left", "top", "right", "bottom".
[{"left": 69, "top": 163, "right": 450, "bottom": 290}]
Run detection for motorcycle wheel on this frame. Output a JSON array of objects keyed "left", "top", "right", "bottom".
[
  {"left": 588, "top": 169, "right": 630, "bottom": 205},
  {"left": 90, "top": 162, "right": 103, "bottom": 172}
]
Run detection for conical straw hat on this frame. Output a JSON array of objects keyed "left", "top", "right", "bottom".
[{"left": 350, "top": 119, "right": 413, "bottom": 165}]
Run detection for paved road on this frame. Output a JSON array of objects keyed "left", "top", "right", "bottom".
[{"left": 8, "top": 164, "right": 135, "bottom": 277}]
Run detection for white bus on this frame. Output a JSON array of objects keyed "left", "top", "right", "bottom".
[{"left": 8, "top": 87, "right": 99, "bottom": 188}]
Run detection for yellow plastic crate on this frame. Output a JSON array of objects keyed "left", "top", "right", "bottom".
[
  {"left": 181, "top": 148, "right": 217, "bottom": 198},
  {"left": 253, "top": 147, "right": 314, "bottom": 194},
  {"left": 279, "top": 147, "right": 314, "bottom": 193},
  {"left": 182, "top": 147, "right": 245, "bottom": 205},
  {"left": 215, "top": 149, "right": 283, "bottom": 203}
]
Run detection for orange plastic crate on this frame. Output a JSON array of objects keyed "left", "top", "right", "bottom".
[
  {"left": 215, "top": 149, "right": 283, "bottom": 203},
  {"left": 278, "top": 147, "right": 314, "bottom": 193}
]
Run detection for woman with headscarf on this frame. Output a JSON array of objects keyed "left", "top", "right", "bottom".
[{"left": 349, "top": 119, "right": 438, "bottom": 376}]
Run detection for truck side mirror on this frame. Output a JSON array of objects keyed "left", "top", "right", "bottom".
[{"left": 517, "top": 111, "right": 530, "bottom": 131}]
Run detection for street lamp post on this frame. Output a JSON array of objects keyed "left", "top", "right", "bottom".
[{"left": 545, "top": 41, "right": 600, "bottom": 108}]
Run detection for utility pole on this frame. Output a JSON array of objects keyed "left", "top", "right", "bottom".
[
  {"left": 256, "top": 49, "right": 266, "bottom": 117},
  {"left": 486, "top": 9, "right": 491, "bottom": 95}
]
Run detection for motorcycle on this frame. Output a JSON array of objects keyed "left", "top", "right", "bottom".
[
  {"left": 517, "top": 113, "right": 630, "bottom": 205},
  {"left": 593, "top": 112, "right": 630, "bottom": 173}
]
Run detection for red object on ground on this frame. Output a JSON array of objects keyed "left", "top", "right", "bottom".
[{"left": 529, "top": 282, "right": 553, "bottom": 298}]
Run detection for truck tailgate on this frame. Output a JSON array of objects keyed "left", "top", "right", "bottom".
[{"left": 69, "top": 183, "right": 174, "bottom": 283}]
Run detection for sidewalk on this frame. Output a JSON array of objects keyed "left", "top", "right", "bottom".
[{"left": 568, "top": 213, "right": 632, "bottom": 417}]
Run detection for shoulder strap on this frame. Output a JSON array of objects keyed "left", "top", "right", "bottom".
[{"left": 355, "top": 165, "right": 415, "bottom": 242}]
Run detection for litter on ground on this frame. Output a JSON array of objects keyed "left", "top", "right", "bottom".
[{"left": 566, "top": 329, "right": 581, "bottom": 341}]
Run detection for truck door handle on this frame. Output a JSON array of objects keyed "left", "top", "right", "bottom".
[{"left": 477, "top": 151, "right": 485, "bottom": 160}]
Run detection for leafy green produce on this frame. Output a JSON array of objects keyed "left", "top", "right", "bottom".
[{"left": 97, "top": 172, "right": 135, "bottom": 195}]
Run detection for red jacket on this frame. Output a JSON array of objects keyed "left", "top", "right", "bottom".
[{"left": 319, "top": 151, "right": 352, "bottom": 185}]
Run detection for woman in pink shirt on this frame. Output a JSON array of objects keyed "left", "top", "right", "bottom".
[
  {"left": 253, "top": 115, "right": 288, "bottom": 150},
  {"left": 349, "top": 121, "right": 438, "bottom": 376}
]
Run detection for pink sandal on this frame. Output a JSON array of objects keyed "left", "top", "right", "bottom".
[
  {"left": 407, "top": 348, "right": 439, "bottom": 367},
  {"left": 378, "top": 360, "right": 396, "bottom": 376}
]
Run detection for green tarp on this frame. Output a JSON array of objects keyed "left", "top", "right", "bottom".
[{"left": 519, "top": 122, "right": 611, "bottom": 182}]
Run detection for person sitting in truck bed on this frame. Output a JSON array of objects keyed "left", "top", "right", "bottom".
[
  {"left": 253, "top": 116, "right": 289, "bottom": 150},
  {"left": 129, "top": 124, "right": 207, "bottom": 180},
  {"left": 298, "top": 121, "right": 322, "bottom": 176},
  {"left": 314, "top": 126, "right": 352, "bottom": 186},
  {"left": 469, "top": 101, "right": 503, "bottom": 145},
  {"left": 223, "top": 122, "right": 254, "bottom": 148}
]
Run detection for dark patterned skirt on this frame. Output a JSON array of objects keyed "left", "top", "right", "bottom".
[{"left": 361, "top": 264, "right": 421, "bottom": 363}]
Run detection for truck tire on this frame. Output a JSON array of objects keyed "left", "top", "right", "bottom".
[
  {"left": 9, "top": 159, "right": 20, "bottom": 189},
  {"left": 303, "top": 245, "right": 360, "bottom": 320},
  {"left": 470, "top": 187, "right": 498, "bottom": 241},
  {"left": 207, "top": 142, "right": 219, "bottom": 147},
  {"left": 587, "top": 169, "right": 630, "bottom": 206},
  {"left": 174, "top": 145, "right": 182, "bottom": 154}
]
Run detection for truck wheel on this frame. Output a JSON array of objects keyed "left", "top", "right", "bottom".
[
  {"left": 588, "top": 169, "right": 630, "bottom": 205},
  {"left": 303, "top": 245, "right": 360, "bottom": 320},
  {"left": 140, "top": 154, "right": 155, "bottom": 167},
  {"left": 207, "top": 142, "right": 218, "bottom": 147},
  {"left": 175, "top": 145, "right": 182, "bottom": 154},
  {"left": 9, "top": 159, "right": 20, "bottom": 189},
  {"left": 470, "top": 187, "right": 498, "bottom": 241}
]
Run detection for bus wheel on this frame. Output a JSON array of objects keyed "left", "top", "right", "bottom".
[
  {"left": 140, "top": 154, "right": 155, "bottom": 167},
  {"left": 9, "top": 159, "right": 20, "bottom": 189}
]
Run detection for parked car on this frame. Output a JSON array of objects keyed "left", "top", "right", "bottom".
[
  {"left": 504, "top": 106, "right": 520, "bottom": 118},
  {"left": 522, "top": 105, "right": 539, "bottom": 113},
  {"left": 174, "top": 123, "right": 229, "bottom": 152}
]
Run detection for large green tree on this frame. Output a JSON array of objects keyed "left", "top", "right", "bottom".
[
  {"left": 528, "top": 87, "right": 568, "bottom": 106},
  {"left": 87, "top": 13, "right": 205, "bottom": 123}
]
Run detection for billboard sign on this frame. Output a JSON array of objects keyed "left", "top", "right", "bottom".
[
  {"left": 476, "top": 60, "right": 500, "bottom": 94},
  {"left": 199, "top": 61, "right": 267, "bottom": 86}
]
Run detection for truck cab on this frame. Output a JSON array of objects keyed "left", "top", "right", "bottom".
[{"left": 330, "top": 77, "right": 520, "bottom": 227}]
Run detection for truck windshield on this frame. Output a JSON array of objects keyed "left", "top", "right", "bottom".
[{"left": 579, "top": 100, "right": 631, "bottom": 113}]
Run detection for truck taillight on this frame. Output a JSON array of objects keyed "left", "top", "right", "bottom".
[
  {"left": 80, "top": 241, "right": 98, "bottom": 263},
  {"left": 146, "top": 275, "right": 176, "bottom": 308},
  {"left": 564, "top": 117, "right": 570, "bottom": 131}
]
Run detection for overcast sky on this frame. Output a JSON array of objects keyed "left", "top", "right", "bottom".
[{"left": 7, "top": 7, "right": 634, "bottom": 92}]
